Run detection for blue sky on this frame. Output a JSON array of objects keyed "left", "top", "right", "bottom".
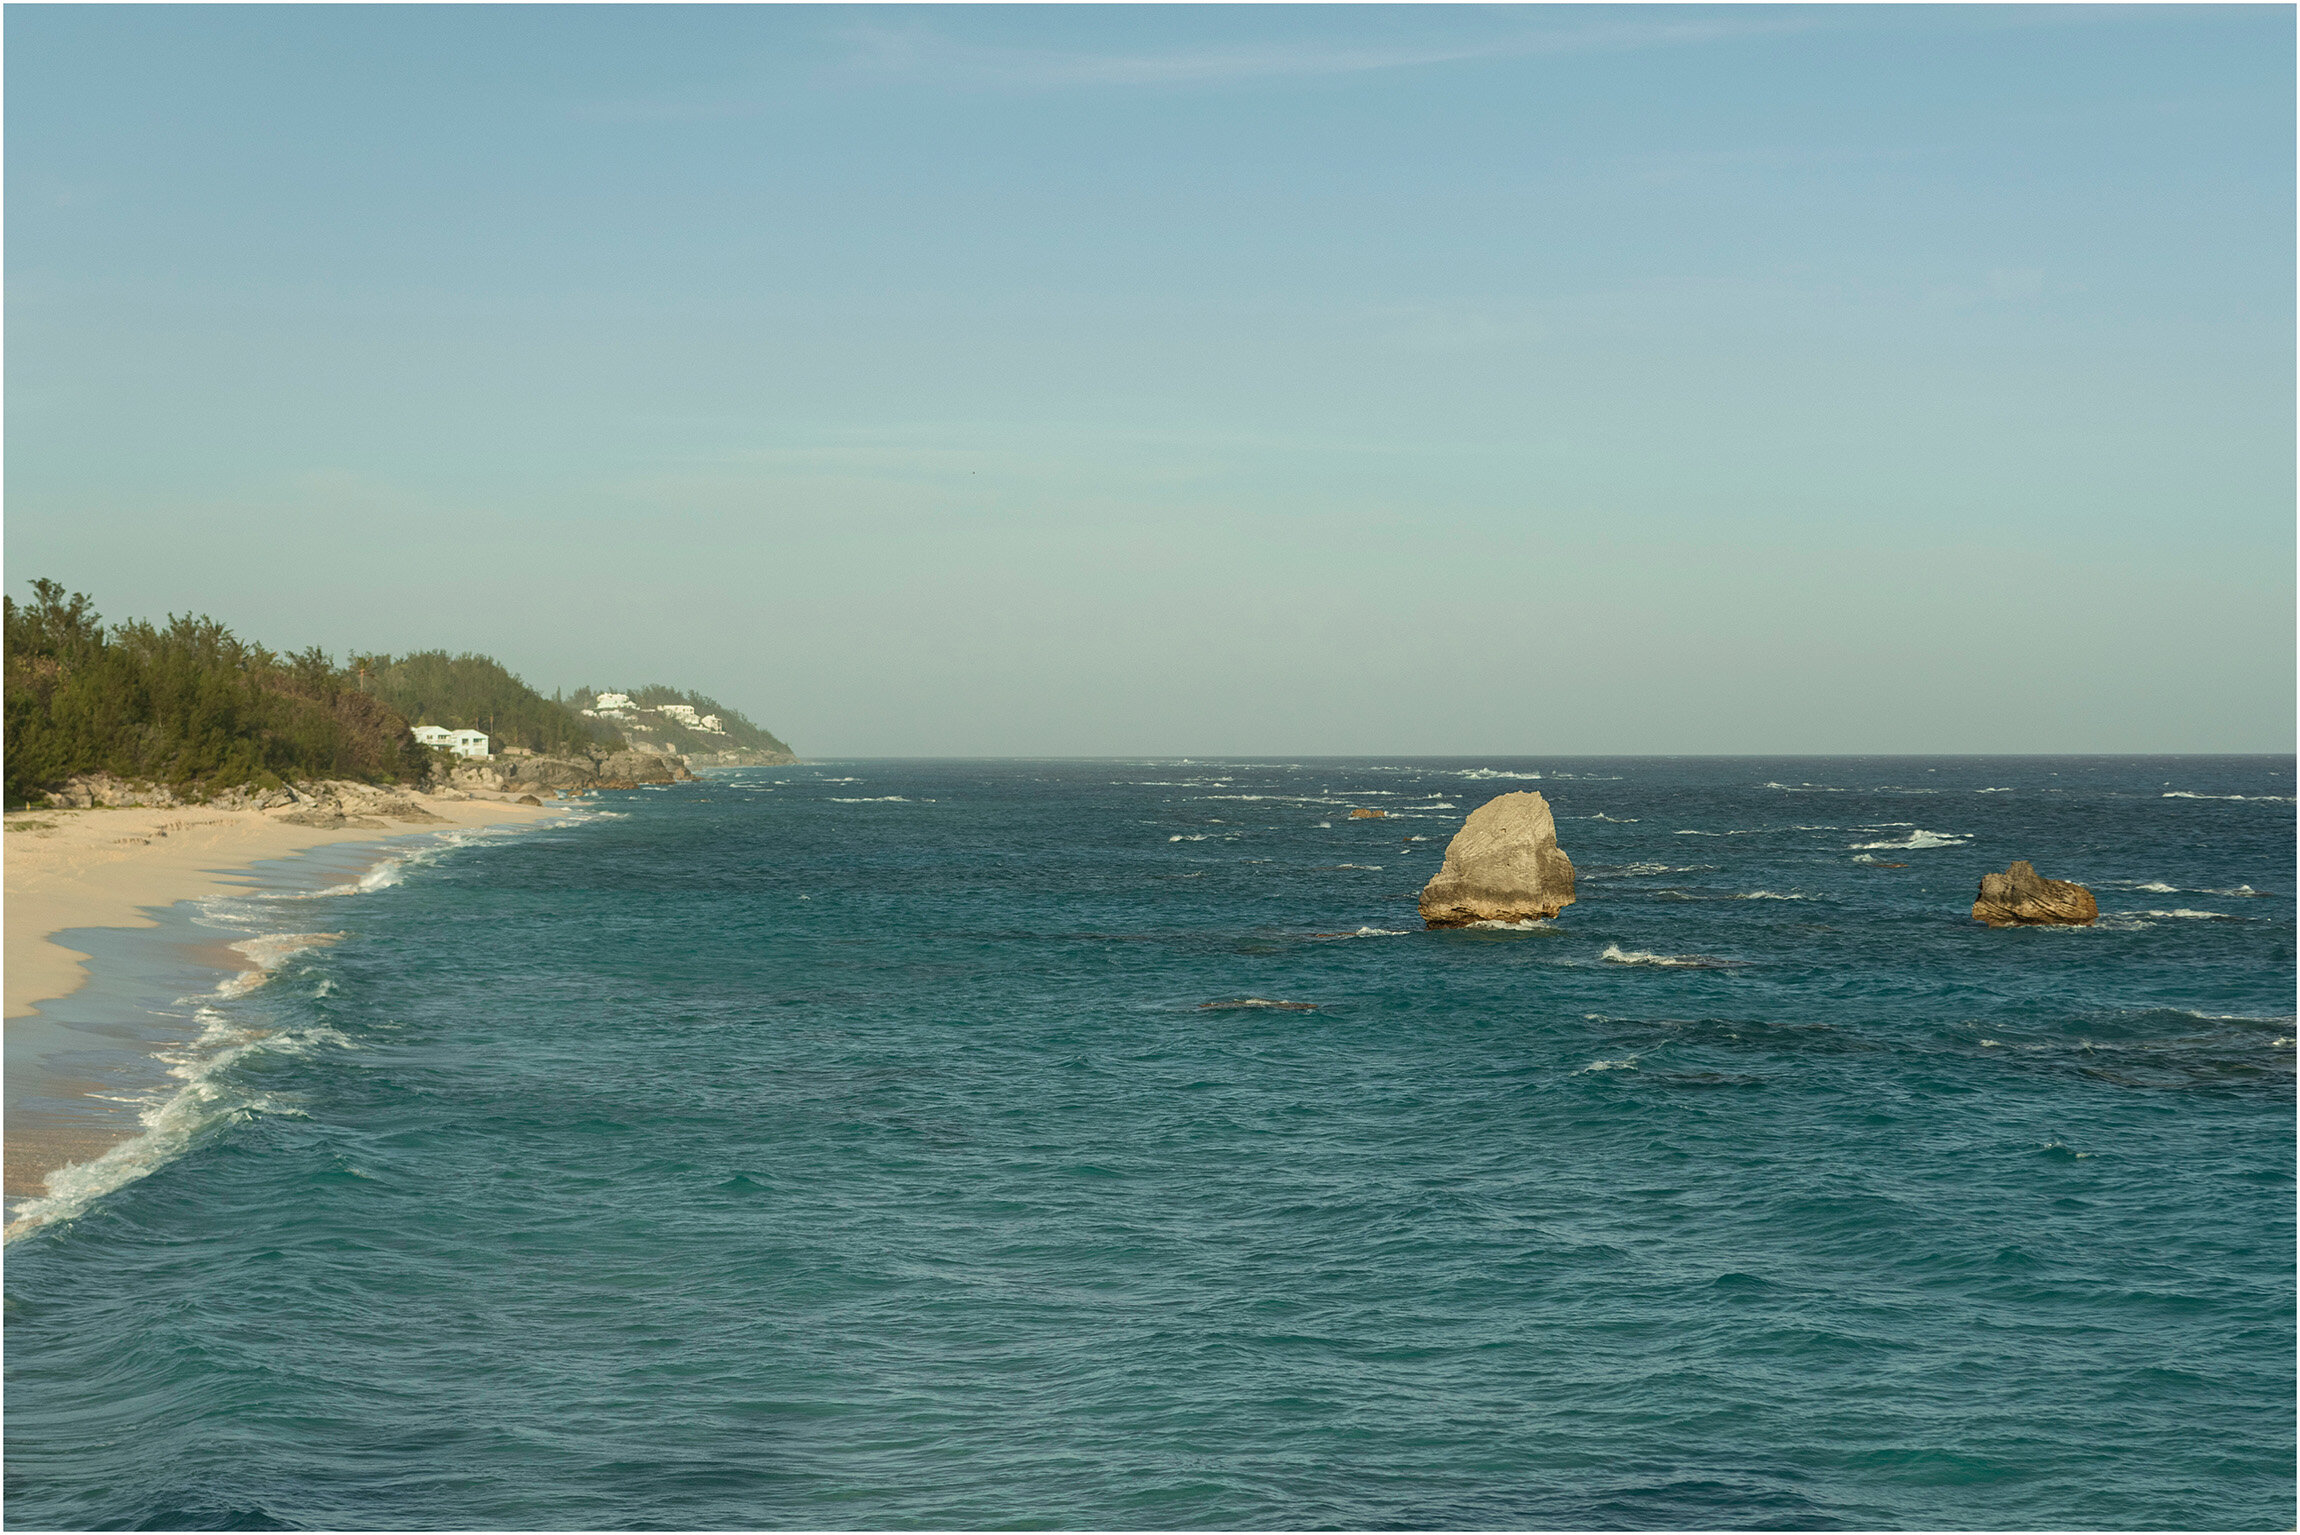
[{"left": 8, "top": 4, "right": 2291, "bottom": 754}]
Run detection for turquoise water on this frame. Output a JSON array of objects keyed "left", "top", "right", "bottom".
[{"left": 5, "top": 758, "right": 2293, "bottom": 1529}]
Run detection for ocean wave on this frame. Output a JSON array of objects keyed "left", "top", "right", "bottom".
[
  {"left": 1457, "top": 769, "right": 1542, "bottom": 780},
  {"left": 1576, "top": 1057, "right": 1639, "bottom": 1072},
  {"left": 1600, "top": 944, "right": 1748, "bottom": 969},
  {"left": 1334, "top": 864, "right": 1383, "bottom": 870},
  {"left": 1199, "top": 998, "right": 1319, "bottom": 1011},
  {"left": 2162, "top": 791, "right": 2293, "bottom": 801},
  {"left": 1311, "top": 926, "right": 1415, "bottom": 938},
  {"left": 1587, "top": 813, "right": 1637, "bottom": 822},
  {"left": 216, "top": 933, "right": 345, "bottom": 997},
  {"left": 4, "top": 1000, "right": 347, "bottom": 1244},
  {"left": 827, "top": 796, "right": 919, "bottom": 803},
  {"left": 1847, "top": 829, "right": 1969, "bottom": 850},
  {"left": 1977, "top": 787, "right": 2013, "bottom": 793},
  {"left": 1468, "top": 918, "right": 1555, "bottom": 931},
  {"left": 2135, "top": 909, "right": 2236, "bottom": 921},
  {"left": 1734, "top": 891, "right": 1811, "bottom": 901},
  {"left": 1168, "top": 834, "right": 1209, "bottom": 841}
]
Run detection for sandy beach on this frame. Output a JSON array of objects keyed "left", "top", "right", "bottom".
[{"left": 4, "top": 790, "right": 568, "bottom": 1208}]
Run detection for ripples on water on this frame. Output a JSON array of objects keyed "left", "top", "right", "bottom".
[{"left": 5, "top": 757, "right": 2293, "bottom": 1529}]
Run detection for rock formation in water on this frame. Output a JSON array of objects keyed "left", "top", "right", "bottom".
[
  {"left": 1972, "top": 860, "right": 2097, "bottom": 927},
  {"left": 1418, "top": 790, "right": 1576, "bottom": 927},
  {"left": 1349, "top": 807, "right": 1386, "bottom": 819}
]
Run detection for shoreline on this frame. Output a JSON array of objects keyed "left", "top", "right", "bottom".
[{"left": 3, "top": 789, "right": 572, "bottom": 1229}]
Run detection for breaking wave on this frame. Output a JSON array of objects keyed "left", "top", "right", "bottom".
[
  {"left": 2163, "top": 792, "right": 2294, "bottom": 802},
  {"left": 1600, "top": 944, "right": 1749, "bottom": 969},
  {"left": 1847, "top": 829, "right": 1970, "bottom": 850}
]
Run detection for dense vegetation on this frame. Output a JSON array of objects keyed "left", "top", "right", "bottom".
[
  {"left": 571, "top": 683, "right": 794, "bottom": 757},
  {"left": 4, "top": 580, "right": 427, "bottom": 806},
  {"left": 353, "top": 651, "right": 623, "bottom": 757}
]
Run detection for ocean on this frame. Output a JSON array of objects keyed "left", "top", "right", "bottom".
[{"left": 4, "top": 757, "right": 2293, "bottom": 1530}]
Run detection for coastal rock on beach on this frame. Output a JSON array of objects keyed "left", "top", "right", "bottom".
[
  {"left": 269, "top": 781, "right": 451, "bottom": 830},
  {"left": 1418, "top": 791, "right": 1576, "bottom": 927},
  {"left": 1972, "top": 860, "right": 2098, "bottom": 927},
  {"left": 450, "top": 749, "right": 692, "bottom": 796}
]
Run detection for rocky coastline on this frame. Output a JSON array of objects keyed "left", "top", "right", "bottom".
[{"left": 37, "top": 747, "right": 697, "bottom": 818}]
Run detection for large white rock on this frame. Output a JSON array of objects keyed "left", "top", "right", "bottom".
[{"left": 1418, "top": 790, "right": 1577, "bottom": 927}]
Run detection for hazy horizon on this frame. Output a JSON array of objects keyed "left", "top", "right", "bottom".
[{"left": 9, "top": 4, "right": 2292, "bottom": 756}]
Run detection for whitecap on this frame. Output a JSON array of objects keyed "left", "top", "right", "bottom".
[
  {"left": 1457, "top": 769, "right": 1543, "bottom": 780},
  {"left": 1577, "top": 1057, "right": 1639, "bottom": 1073},
  {"left": 827, "top": 796, "right": 919, "bottom": 803},
  {"left": 1599, "top": 943, "right": 1746, "bottom": 969},
  {"left": 2162, "top": 791, "right": 2294, "bottom": 802},
  {"left": 1734, "top": 891, "right": 1811, "bottom": 901},
  {"left": 1847, "top": 829, "right": 1969, "bottom": 850}
]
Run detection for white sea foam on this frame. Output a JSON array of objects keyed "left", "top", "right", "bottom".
[
  {"left": 2137, "top": 909, "right": 2233, "bottom": 920},
  {"left": 2162, "top": 791, "right": 2294, "bottom": 802},
  {"left": 1847, "top": 829, "right": 1970, "bottom": 850},
  {"left": 1734, "top": 891, "right": 1811, "bottom": 901},
  {"left": 1335, "top": 864, "right": 1383, "bottom": 870},
  {"left": 1315, "top": 926, "right": 1415, "bottom": 938},
  {"left": 3, "top": 1001, "right": 345, "bottom": 1243},
  {"left": 1457, "top": 769, "right": 1542, "bottom": 780},
  {"left": 215, "top": 932, "right": 344, "bottom": 997},
  {"left": 1168, "top": 834, "right": 1209, "bottom": 841},
  {"left": 828, "top": 796, "right": 919, "bottom": 803},
  {"left": 1577, "top": 1057, "right": 1639, "bottom": 1073},
  {"left": 1588, "top": 813, "right": 1638, "bottom": 822},
  {"left": 1976, "top": 787, "right": 2013, "bottom": 793},
  {"left": 1468, "top": 918, "right": 1554, "bottom": 931},
  {"left": 1600, "top": 944, "right": 1748, "bottom": 968}
]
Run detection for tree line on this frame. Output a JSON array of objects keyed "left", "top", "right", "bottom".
[{"left": 2, "top": 582, "right": 617, "bottom": 807}]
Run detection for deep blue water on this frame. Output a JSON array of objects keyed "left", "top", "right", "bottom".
[{"left": 5, "top": 757, "right": 2294, "bottom": 1530}]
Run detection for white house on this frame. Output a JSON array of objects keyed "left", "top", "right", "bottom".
[
  {"left": 661, "top": 703, "right": 699, "bottom": 722},
  {"left": 412, "top": 725, "right": 489, "bottom": 758},
  {"left": 594, "top": 692, "right": 632, "bottom": 710}
]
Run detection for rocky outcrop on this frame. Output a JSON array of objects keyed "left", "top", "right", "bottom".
[
  {"left": 445, "top": 749, "right": 692, "bottom": 796},
  {"left": 268, "top": 780, "right": 449, "bottom": 829},
  {"left": 43, "top": 774, "right": 194, "bottom": 810},
  {"left": 1349, "top": 808, "right": 1386, "bottom": 819},
  {"left": 1973, "top": 861, "right": 2097, "bottom": 927},
  {"left": 1419, "top": 791, "right": 1576, "bottom": 927}
]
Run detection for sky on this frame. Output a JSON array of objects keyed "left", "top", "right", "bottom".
[{"left": 7, "top": 3, "right": 2292, "bottom": 756}]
